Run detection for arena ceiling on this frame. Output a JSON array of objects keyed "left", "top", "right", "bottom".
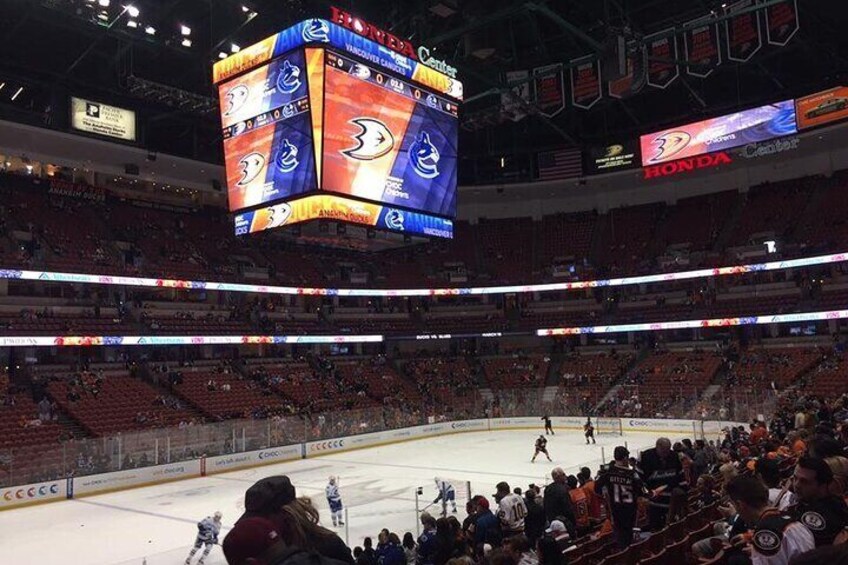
[{"left": 0, "top": 0, "right": 846, "bottom": 174}]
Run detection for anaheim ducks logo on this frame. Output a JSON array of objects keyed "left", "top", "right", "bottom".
[
  {"left": 605, "top": 144, "right": 624, "bottom": 157},
  {"left": 409, "top": 131, "right": 440, "bottom": 179},
  {"left": 649, "top": 131, "right": 692, "bottom": 162},
  {"left": 276, "top": 60, "right": 301, "bottom": 94},
  {"left": 753, "top": 529, "right": 781, "bottom": 554},
  {"left": 274, "top": 140, "right": 299, "bottom": 173},
  {"left": 342, "top": 118, "right": 394, "bottom": 160},
  {"left": 223, "top": 84, "right": 250, "bottom": 117},
  {"left": 237, "top": 152, "right": 266, "bottom": 186},
  {"left": 800, "top": 511, "right": 825, "bottom": 531},
  {"left": 266, "top": 202, "right": 292, "bottom": 229}
]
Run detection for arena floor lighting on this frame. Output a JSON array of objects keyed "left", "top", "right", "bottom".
[{"left": 1, "top": 250, "right": 845, "bottom": 297}]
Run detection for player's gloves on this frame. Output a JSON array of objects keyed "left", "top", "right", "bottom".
[{"left": 433, "top": 498, "right": 439, "bottom": 504}]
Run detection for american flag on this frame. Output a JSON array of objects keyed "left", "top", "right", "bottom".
[{"left": 536, "top": 147, "right": 583, "bottom": 181}]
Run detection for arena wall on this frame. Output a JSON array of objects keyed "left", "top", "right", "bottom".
[{"left": 0, "top": 417, "right": 742, "bottom": 510}]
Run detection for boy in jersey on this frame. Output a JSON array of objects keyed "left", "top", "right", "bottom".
[
  {"left": 532, "top": 435, "right": 552, "bottom": 462},
  {"left": 494, "top": 481, "right": 527, "bottom": 538},
  {"left": 326, "top": 475, "right": 344, "bottom": 527},
  {"left": 595, "top": 447, "right": 648, "bottom": 549},
  {"left": 185, "top": 511, "right": 222, "bottom": 565},
  {"left": 584, "top": 417, "right": 596, "bottom": 445},
  {"left": 567, "top": 475, "right": 590, "bottom": 535}
]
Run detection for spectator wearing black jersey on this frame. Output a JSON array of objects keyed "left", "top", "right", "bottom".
[{"left": 790, "top": 457, "right": 848, "bottom": 547}]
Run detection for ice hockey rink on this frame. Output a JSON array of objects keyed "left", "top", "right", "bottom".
[{"left": 0, "top": 429, "right": 694, "bottom": 565}]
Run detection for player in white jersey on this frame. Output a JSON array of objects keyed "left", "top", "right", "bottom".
[
  {"left": 494, "top": 481, "right": 527, "bottom": 537},
  {"left": 185, "top": 511, "right": 222, "bottom": 565},
  {"left": 326, "top": 475, "right": 344, "bottom": 527},
  {"left": 433, "top": 477, "right": 457, "bottom": 515}
]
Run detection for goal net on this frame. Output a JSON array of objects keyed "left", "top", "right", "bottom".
[{"left": 595, "top": 417, "right": 623, "bottom": 436}]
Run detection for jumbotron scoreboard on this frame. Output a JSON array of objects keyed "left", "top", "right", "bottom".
[{"left": 213, "top": 8, "right": 462, "bottom": 242}]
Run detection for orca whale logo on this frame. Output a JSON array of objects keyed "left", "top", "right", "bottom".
[
  {"left": 276, "top": 60, "right": 302, "bottom": 94},
  {"left": 385, "top": 209, "right": 405, "bottom": 231},
  {"left": 409, "top": 131, "right": 440, "bottom": 179},
  {"left": 223, "top": 84, "right": 250, "bottom": 117},
  {"left": 275, "top": 139, "right": 299, "bottom": 173},
  {"left": 302, "top": 19, "right": 330, "bottom": 43},
  {"left": 342, "top": 118, "right": 394, "bottom": 161},
  {"left": 237, "top": 152, "right": 266, "bottom": 186}
]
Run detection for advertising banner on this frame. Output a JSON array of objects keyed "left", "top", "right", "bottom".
[
  {"left": 765, "top": 0, "right": 799, "bottom": 46},
  {"left": 204, "top": 445, "right": 301, "bottom": 474},
  {"left": 0, "top": 479, "right": 67, "bottom": 509},
  {"left": 640, "top": 99, "right": 797, "bottom": 165},
  {"left": 683, "top": 16, "right": 721, "bottom": 78},
  {"left": 570, "top": 55, "right": 602, "bottom": 109},
  {"left": 72, "top": 461, "right": 201, "bottom": 496},
  {"left": 70, "top": 97, "right": 136, "bottom": 142},
  {"left": 586, "top": 141, "right": 640, "bottom": 174},
  {"left": 724, "top": 0, "right": 762, "bottom": 62},
  {"left": 533, "top": 64, "right": 565, "bottom": 118},
  {"left": 795, "top": 86, "right": 848, "bottom": 130},
  {"left": 645, "top": 30, "right": 678, "bottom": 89},
  {"left": 321, "top": 50, "right": 458, "bottom": 218},
  {"left": 234, "top": 194, "right": 454, "bottom": 239}
]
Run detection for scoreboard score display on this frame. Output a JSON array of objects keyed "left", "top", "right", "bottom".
[{"left": 214, "top": 14, "right": 461, "bottom": 239}]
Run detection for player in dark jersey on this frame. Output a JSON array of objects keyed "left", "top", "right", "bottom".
[
  {"left": 541, "top": 415, "right": 554, "bottom": 435},
  {"left": 584, "top": 417, "right": 596, "bottom": 444},
  {"left": 595, "top": 446, "right": 649, "bottom": 549},
  {"left": 532, "top": 435, "right": 552, "bottom": 462}
]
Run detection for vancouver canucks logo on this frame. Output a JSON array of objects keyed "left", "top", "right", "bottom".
[
  {"left": 302, "top": 19, "right": 330, "bottom": 43},
  {"left": 385, "top": 209, "right": 405, "bottom": 231},
  {"left": 409, "top": 131, "right": 440, "bottom": 179},
  {"left": 276, "top": 60, "right": 301, "bottom": 94},
  {"left": 223, "top": 84, "right": 250, "bottom": 117},
  {"left": 274, "top": 140, "right": 299, "bottom": 173},
  {"left": 342, "top": 118, "right": 394, "bottom": 161},
  {"left": 237, "top": 152, "right": 266, "bottom": 186}
]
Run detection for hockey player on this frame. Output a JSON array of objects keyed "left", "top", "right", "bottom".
[
  {"left": 584, "top": 417, "right": 596, "bottom": 445},
  {"left": 326, "top": 475, "right": 344, "bottom": 527},
  {"left": 541, "top": 415, "right": 554, "bottom": 435},
  {"left": 433, "top": 478, "right": 457, "bottom": 515},
  {"left": 185, "top": 511, "right": 222, "bottom": 565},
  {"left": 531, "top": 435, "right": 552, "bottom": 462}
]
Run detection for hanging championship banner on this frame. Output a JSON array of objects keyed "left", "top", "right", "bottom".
[
  {"left": 684, "top": 16, "right": 721, "bottom": 78},
  {"left": 645, "top": 30, "right": 679, "bottom": 89},
  {"left": 570, "top": 55, "right": 602, "bottom": 109},
  {"left": 765, "top": 0, "right": 799, "bottom": 46},
  {"left": 533, "top": 64, "right": 565, "bottom": 118},
  {"left": 608, "top": 43, "right": 646, "bottom": 99},
  {"left": 502, "top": 70, "right": 531, "bottom": 121},
  {"left": 725, "top": 0, "right": 762, "bottom": 62}
]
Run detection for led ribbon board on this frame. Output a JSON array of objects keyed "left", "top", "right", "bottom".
[
  {"left": 1, "top": 251, "right": 846, "bottom": 297},
  {"left": 212, "top": 18, "right": 463, "bottom": 100}
]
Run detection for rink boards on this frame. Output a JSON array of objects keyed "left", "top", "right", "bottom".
[{"left": 0, "top": 416, "right": 739, "bottom": 510}]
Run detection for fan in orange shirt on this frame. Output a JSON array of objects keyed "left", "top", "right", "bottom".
[{"left": 567, "top": 475, "right": 590, "bottom": 533}]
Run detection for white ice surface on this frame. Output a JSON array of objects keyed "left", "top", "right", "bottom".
[{"left": 0, "top": 429, "right": 692, "bottom": 565}]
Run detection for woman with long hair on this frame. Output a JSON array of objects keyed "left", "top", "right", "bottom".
[{"left": 276, "top": 496, "right": 354, "bottom": 564}]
